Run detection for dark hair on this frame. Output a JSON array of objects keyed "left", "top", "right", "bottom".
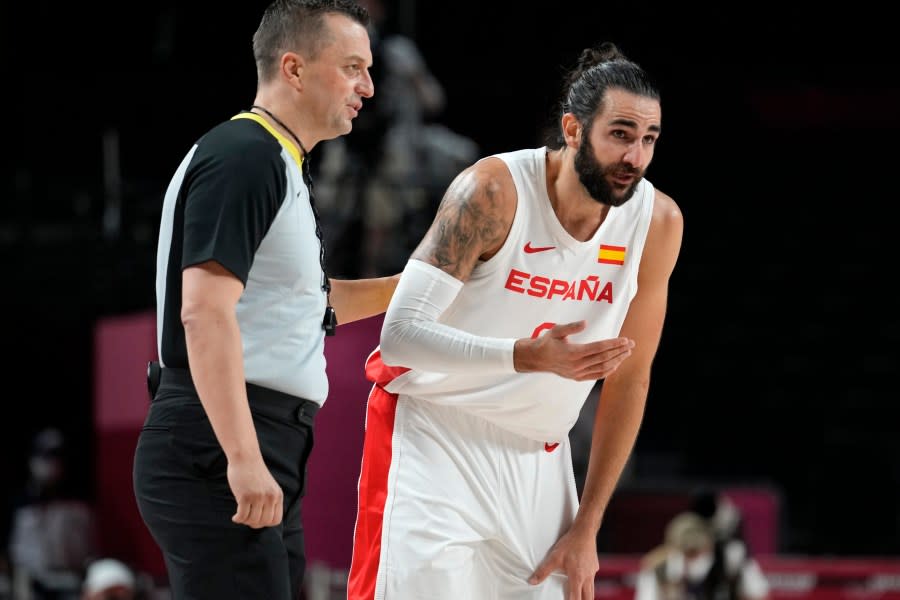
[
  {"left": 545, "top": 42, "right": 660, "bottom": 148},
  {"left": 691, "top": 490, "right": 720, "bottom": 520},
  {"left": 253, "top": 0, "right": 370, "bottom": 82}
]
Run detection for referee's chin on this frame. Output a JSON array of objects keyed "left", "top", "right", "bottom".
[{"left": 331, "top": 112, "right": 354, "bottom": 134}]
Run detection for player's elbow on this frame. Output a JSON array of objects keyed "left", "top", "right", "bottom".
[{"left": 379, "top": 317, "right": 414, "bottom": 366}]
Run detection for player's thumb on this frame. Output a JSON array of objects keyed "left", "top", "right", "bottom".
[
  {"left": 550, "top": 320, "right": 586, "bottom": 339},
  {"left": 528, "top": 559, "right": 553, "bottom": 585}
]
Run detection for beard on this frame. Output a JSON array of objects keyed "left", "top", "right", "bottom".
[{"left": 574, "top": 135, "right": 643, "bottom": 207}]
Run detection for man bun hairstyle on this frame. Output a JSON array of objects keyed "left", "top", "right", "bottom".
[{"left": 545, "top": 41, "right": 660, "bottom": 149}]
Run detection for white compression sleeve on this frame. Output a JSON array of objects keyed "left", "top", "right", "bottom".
[{"left": 380, "top": 259, "right": 516, "bottom": 374}]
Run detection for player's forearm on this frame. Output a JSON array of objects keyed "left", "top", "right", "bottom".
[
  {"left": 379, "top": 259, "right": 516, "bottom": 373},
  {"left": 573, "top": 377, "right": 649, "bottom": 533},
  {"left": 329, "top": 274, "right": 401, "bottom": 325}
]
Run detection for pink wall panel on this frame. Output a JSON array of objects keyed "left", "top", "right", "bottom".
[
  {"left": 92, "top": 310, "right": 165, "bottom": 579},
  {"left": 93, "top": 312, "right": 157, "bottom": 429},
  {"left": 304, "top": 315, "right": 384, "bottom": 569}
]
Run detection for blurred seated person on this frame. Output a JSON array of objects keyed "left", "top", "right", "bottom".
[
  {"left": 691, "top": 490, "right": 743, "bottom": 542},
  {"left": 691, "top": 489, "right": 768, "bottom": 585},
  {"left": 7, "top": 428, "right": 98, "bottom": 599},
  {"left": 635, "top": 511, "right": 769, "bottom": 600},
  {"left": 81, "top": 559, "right": 136, "bottom": 600}
]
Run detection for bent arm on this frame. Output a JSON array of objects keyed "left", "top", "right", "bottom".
[
  {"left": 380, "top": 159, "right": 634, "bottom": 379},
  {"left": 573, "top": 193, "right": 684, "bottom": 536},
  {"left": 379, "top": 159, "right": 518, "bottom": 372}
]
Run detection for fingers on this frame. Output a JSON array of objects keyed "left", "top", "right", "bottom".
[
  {"left": 562, "top": 575, "right": 596, "bottom": 600},
  {"left": 270, "top": 496, "right": 284, "bottom": 527},
  {"left": 572, "top": 340, "right": 635, "bottom": 380},
  {"left": 559, "top": 337, "right": 633, "bottom": 365},
  {"left": 582, "top": 579, "right": 594, "bottom": 600},
  {"left": 541, "top": 571, "right": 594, "bottom": 600},
  {"left": 549, "top": 320, "right": 587, "bottom": 338},
  {"left": 558, "top": 338, "right": 633, "bottom": 381},
  {"left": 232, "top": 491, "right": 283, "bottom": 528},
  {"left": 528, "top": 558, "right": 553, "bottom": 585},
  {"left": 577, "top": 336, "right": 634, "bottom": 356},
  {"left": 232, "top": 502, "right": 250, "bottom": 525}
]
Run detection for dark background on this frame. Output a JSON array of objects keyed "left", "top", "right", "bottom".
[{"left": 2, "top": 1, "right": 898, "bottom": 557}]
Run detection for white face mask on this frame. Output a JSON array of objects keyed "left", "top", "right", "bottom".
[
  {"left": 684, "top": 552, "right": 714, "bottom": 582},
  {"left": 29, "top": 456, "right": 62, "bottom": 484}
]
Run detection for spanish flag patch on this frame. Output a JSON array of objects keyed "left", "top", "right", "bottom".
[{"left": 598, "top": 244, "right": 626, "bottom": 265}]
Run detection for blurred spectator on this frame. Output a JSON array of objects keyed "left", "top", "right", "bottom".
[
  {"left": 689, "top": 489, "right": 746, "bottom": 553},
  {"left": 690, "top": 489, "right": 770, "bottom": 589},
  {"left": 7, "top": 428, "right": 98, "bottom": 599},
  {"left": 315, "top": 0, "right": 478, "bottom": 278},
  {"left": 80, "top": 559, "right": 135, "bottom": 600},
  {"left": 635, "top": 511, "right": 769, "bottom": 600}
]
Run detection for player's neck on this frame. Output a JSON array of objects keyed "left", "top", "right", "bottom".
[{"left": 547, "top": 149, "right": 609, "bottom": 240}]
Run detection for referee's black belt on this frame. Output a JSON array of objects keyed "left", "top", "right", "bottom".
[{"left": 147, "top": 361, "right": 320, "bottom": 427}]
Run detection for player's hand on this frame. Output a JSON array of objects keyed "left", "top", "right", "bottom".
[
  {"left": 528, "top": 526, "right": 599, "bottom": 600},
  {"left": 514, "top": 320, "right": 634, "bottom": 381},
  {"left": 227, "top": 457, "right": 284, "bottom": 528}
]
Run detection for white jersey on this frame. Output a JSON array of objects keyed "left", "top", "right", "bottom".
[{"left": 384, "top": 146, "right": 655, "bottom": 442}]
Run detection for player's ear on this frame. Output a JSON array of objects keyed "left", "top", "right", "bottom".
[{"left": 561, "top": 113, "right": 581, "bottom": 149}]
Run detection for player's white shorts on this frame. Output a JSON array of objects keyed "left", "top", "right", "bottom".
[{"left": 348, "top": 351, "right": 579, "bottom": 599}]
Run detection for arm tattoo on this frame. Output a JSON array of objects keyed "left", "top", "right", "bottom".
[{"left": 412, "top": 170, "right": 508, "bottom": 280}]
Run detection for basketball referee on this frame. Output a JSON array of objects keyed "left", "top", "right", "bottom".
[{"left": 132, "top": 2, "right": 397, "bottom": 599}]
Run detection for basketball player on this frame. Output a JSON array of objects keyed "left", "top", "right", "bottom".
[{"left": 347, "top": 41, "right": 683, "bottom": 600}]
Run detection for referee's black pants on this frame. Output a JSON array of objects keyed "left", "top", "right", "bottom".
[{"left": 133, "top": 368, "right": 317, "bottom": 600}]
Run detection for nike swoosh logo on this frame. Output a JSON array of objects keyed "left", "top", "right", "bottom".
[
  {"left": 544, "top": 442, "right": 560, "bottom": 452},
  {"left": 524, "top": 242, "right": 556, "bottom": 253}
]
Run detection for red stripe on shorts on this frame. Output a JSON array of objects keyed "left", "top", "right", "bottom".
[{"left": 347, "top": 350, "right": 409, "bottom": 600}]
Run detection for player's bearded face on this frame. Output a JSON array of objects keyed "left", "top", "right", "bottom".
[{"left": 574, "top": 131, "right": 643, "bottom": 207}]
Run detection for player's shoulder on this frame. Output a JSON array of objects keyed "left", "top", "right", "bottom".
[
  {"left": 641, "top": 185, "right": 684, "bottom": 266},
  {"left": 650, "top": 186, "right": 683, "bottom": 228},
  {"left": 471, "top": 154, "right": 515, "bottom": 184},
  {"left": 449, "top": 154, "right": 517, "bottom": 205}
]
